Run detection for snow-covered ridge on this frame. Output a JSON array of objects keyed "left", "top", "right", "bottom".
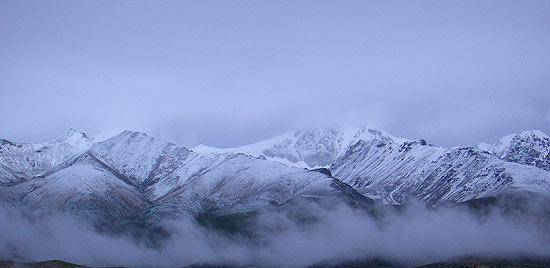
[
  {"left": 0, "top": 127, "right": 548, "bottom": 222},
  {"left": 0, "top": 129, "right": 366, "bottom": 222},
  {"left": 194, "top": 126, "right": 407, "bottom": 169},
  {"left": 196, "top": 126, "right": 550, "bottom": 172},
  {"left": 331, "top": 132, "right": 550, "bottom": 205}
]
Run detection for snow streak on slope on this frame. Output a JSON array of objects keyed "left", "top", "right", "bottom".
[
  {"left": 194, "top": 126, "right": 406, "bottom": 169},
  {"left": 145, "top": 152, "right": 362, "bottom": 216}
]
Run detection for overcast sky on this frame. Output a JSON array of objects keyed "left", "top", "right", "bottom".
[{"left": 1, "top": 0, "right": 549, "bottom": 148}]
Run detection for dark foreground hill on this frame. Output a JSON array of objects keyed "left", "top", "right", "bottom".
[{"left": 3, "top": 258, "right": 550, "bottom": 268}]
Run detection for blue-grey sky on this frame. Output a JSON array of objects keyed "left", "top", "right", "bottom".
[{"left": 1, "top": 0, "right": 549, "bottom": 147}]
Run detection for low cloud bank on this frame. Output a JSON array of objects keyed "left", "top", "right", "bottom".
[{"left": 0, "top": 203, "right": 549, "bottom": 268}]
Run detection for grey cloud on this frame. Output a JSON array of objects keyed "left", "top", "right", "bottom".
[{"left": 1, "top": 0, "right": 549, "bottom": 147}]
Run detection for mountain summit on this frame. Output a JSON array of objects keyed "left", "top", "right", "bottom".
[
  {"left": 0, "top": 128, "right": 93, "bottom": 184},
  {"left": 194, "top": 126, "right": 406, "bottom": 169},
  {"left": 488, "top": 130, "right": 550, "bottom": 171}
]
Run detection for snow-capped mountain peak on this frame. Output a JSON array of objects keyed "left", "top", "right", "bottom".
[
  {"left": 51, "top": 128, "right": 93, "bottom": 149},
  {"left": 487, "top": 129, "right": 550, "bottom": 171},
  {"left": 90, "top": 130, "right": 190, "bottom": 186},
  {"left": 194, "top": 125, "right": 407, "bottom": 169},
  {"left": 0, "top": 129, "right": 94, "bottom": 183}
]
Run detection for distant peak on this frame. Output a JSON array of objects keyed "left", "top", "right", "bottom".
[
  {"left": 493, "top": 129, "right": 549, "bottom": 147},
  {"left": 99, "top": 130, "right": 174, "bottom": 147},
  {"left": 48, "top": 128, "right": 93, "bottom": 150},
  {"left": 67, "top": 128, "right": 89, "bottom": 138},
  {"left": 54, "top": 128, "right": 91, "bottom": 142},
  {"left": 488, "top": 129, "right": 550, "bottom": 158},
  {"left": 103, "top": 130, "right": 153, "bottom": 143},
  {"left": 120, "top": 130, "right": 149, "bottom": 137},
  {"left": 518, "top": 129, "right": 549, "bottom": 139}
]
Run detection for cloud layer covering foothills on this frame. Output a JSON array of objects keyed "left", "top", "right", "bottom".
[
  {"left": 1, "top": 0, "right": 549, "bottom": 147},
  {"left": 1, "top": 203, "right": 549, "bottom": 267}
]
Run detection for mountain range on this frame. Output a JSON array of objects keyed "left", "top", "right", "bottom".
[
  {"left": 0, "top": 126, "right": 549, "bottom": 224},
  {"left": 0, "top": 129, "right": 366, "bottom": 227},
  {"left": 197, "top": 126, "right": 550, "bottom": 204}
]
